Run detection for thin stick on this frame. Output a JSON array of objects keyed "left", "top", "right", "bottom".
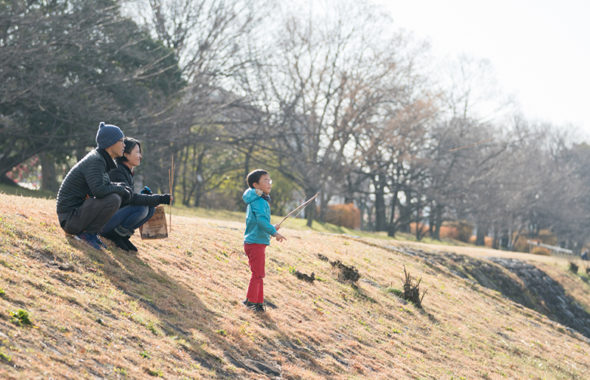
[
  {"left": 277, "top": 192, "right": 320, "bottom": 227},
  {"left": 168, "top": 168, "right": 171, "bottom": 233},
  {"left": 169, "top": 155, "right": 174, "bottom": 233}
]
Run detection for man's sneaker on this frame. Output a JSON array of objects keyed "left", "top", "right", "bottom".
[
  {"left": 76, "top": 232, "right": 103, "bottom": 250},
  {"left": 95, "top": 236, "right": 108, "bottom": 249}
]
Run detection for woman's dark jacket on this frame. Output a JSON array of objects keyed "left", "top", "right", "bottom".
[{"left": 108, "top": 163, "right": 168, "bottom": 207}]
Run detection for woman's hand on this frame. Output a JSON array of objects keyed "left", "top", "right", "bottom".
[{"left": 158, "top": 194, "right": 171, "bottom": 205}]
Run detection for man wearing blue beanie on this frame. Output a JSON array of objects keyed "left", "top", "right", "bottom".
[{"left": 56, "top": 122, "right": 134, "bottom": 250}]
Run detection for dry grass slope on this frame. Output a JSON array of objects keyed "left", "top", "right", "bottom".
[{"left": 0, "top": 193, "right": 589, "bottom": 379}]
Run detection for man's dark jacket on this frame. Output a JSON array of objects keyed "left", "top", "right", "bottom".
[
  {"left": 56, "top": 149, "right": 130, "bottom": 215},
  {"left": 108, "top": 162, "right": 167, "bottom": 207}
]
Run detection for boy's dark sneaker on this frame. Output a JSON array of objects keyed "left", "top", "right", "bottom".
[
  {"left": 76, "top": 232, "right": 103, "bottom": 250},
  {"left": 243, "top": 299, "right": 265, "bottom": 312},
  {"left": 123, "top": 237, "right": 138, "bottom": 252},
  {"left": 253, "top": 303, "right": 265, "bottom": 313}
]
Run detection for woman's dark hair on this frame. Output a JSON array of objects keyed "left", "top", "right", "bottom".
[
  {"left": 246, "top": 169, "right": 268, "bottom": 188},
  {"left": 118, "top": 137, "right": 141, "bottom": 163}
]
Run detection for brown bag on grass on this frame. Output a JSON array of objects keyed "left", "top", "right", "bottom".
[{"left": 139, "top": 205, "right": 168, "bottom": 239}]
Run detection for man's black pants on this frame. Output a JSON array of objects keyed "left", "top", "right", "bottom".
[{"left": 58, "top": 194, "right": 121, "bottom": 235}]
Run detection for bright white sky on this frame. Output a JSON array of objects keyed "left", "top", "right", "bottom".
[{"left": 372, "top": 0, "right": 590, "bottom": 140}]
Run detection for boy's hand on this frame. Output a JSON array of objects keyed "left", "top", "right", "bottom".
[
  {"left": 274, "top": 224, "right": 281, "bottom": 231},
  {"left": 274, "top": 233, "right": 286, "bottom": 242}
]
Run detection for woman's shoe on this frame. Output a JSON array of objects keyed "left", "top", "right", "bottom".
[
  {"left": 100, "top": 230, "right": 130, "bottom": 251},
  {"left": 123, "top": 237, "right": 138, "bottom": 252}
]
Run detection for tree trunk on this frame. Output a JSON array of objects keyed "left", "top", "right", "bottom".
[
  {"left": 374, "top": 174, "right": 387, "bottom": 231},
  {"left": 318, "top": 192, "right": 329, "bottom": 223},
  {"left": 492, "top": 224, "right": 499, "bottom": 249},
  {"left": 305, "top": 188, "right": 318, "bottom": 227},
  {"left": 433, "top": 204, "right": 443, "bottom": 240},
  {"left": 40, "top": 152, "right": 58, "bottom": 192},
  {"left": 428, "top": 204, "right": 435, "bottom": 239},
  {"left": 194, "top": 186, "right": 202, "bottom": 207},
  {"left": 475, "top": 221, "right": 487, "bottom": 246},
  {"left": 415, "top": 203, "right": 424, "bottom": 241},
  {"left": 397, "top": 191, "right": 413, "bottom": 233},
  {"left": 387, "top": 188, "right": 399, "bottom": 237},
  {"left": 181, "top": 146, "right": 191, "bottom": 206}
]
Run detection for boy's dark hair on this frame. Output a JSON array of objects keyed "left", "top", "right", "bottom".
[
  {"left": 246, "top": 169, "right": 268, "bottom": 188},
  {"left": 118, "top": 137, "right": 141, "bottom": 163}
]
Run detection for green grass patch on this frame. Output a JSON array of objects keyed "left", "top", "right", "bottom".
[
  {"left": 146, "top": 321, "right": 159, "bottom": 335},
  {"left": 146, "top": 368, "right": 163, "bottom": 377},
  {"left": 0, "top": 183, "right": 55, "bottom": 199},
  {"left": 114, "top": 367, "right": 128, "bottom": 376},
  {"left": 386, "top": 287, "right": 403, "bottom": 297},
  {"left": 10, "top": 309, "right": 32, "bottom": 327},
  {"left": 0, "top": 350, "right": 12, "bottom": 363}
]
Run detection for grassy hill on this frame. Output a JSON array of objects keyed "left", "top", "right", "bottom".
[{"left": 0, "top": 192, "right": 589, "bottom": 379}]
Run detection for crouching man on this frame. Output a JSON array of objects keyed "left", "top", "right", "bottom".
[{"left": 56, "top": 122, "right": 133, "bottom": 250}]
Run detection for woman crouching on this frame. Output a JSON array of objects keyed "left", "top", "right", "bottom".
[{"left": 100, "top": 137, "right": 171, "bottom": 251}]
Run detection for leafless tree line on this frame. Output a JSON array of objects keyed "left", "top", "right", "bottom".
[{"left": 2, "top": 0, "right": 589, "bottom": 250}]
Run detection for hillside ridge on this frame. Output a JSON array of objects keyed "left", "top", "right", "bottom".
[{"left": 1, "top": 193, "right": 589, "bottom": 379}]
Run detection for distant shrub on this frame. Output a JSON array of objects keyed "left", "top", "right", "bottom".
[
  {"left": 468, "top": 235, "right": 493, "bottom": 247},
  {"left": 514, "top": 229, "right": 559, "bottom": 253},
  {"left": 538, "top": 229, "right": 558, "bottom": 245},
  {"left": 512, "top": 235, "right": 529, "bottom": 252},
  {"left": 409, "top": 222, "right": 428, "bottom": 235},
  {"left": 441, "top": 221, "right": 473, "bottom": 242},
  {"left": 530, "top": 246, "right": 551, "bottom": 256},
  {"left": 324, "top": 203, "right": 360, "bottom": 229}
]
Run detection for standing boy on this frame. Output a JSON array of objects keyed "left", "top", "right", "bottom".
[
  {"left": 242, "top": 169, "right": 286, "bottom": 312},
  {"left": 56, "top": 122, "right": 133, "bottom": 249}
]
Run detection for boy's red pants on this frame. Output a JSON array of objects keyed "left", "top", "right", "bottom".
[{"left": 244, "top": 243, "right": 266, "bottom": 304}]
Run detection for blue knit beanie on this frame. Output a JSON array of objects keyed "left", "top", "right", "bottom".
[{"left": 96, "top": 122, "right": 124, "bottom": 149}]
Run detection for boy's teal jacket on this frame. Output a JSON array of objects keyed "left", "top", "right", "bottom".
[{"left": 243, "top": 188, "right": 277, "bottom": 245}]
